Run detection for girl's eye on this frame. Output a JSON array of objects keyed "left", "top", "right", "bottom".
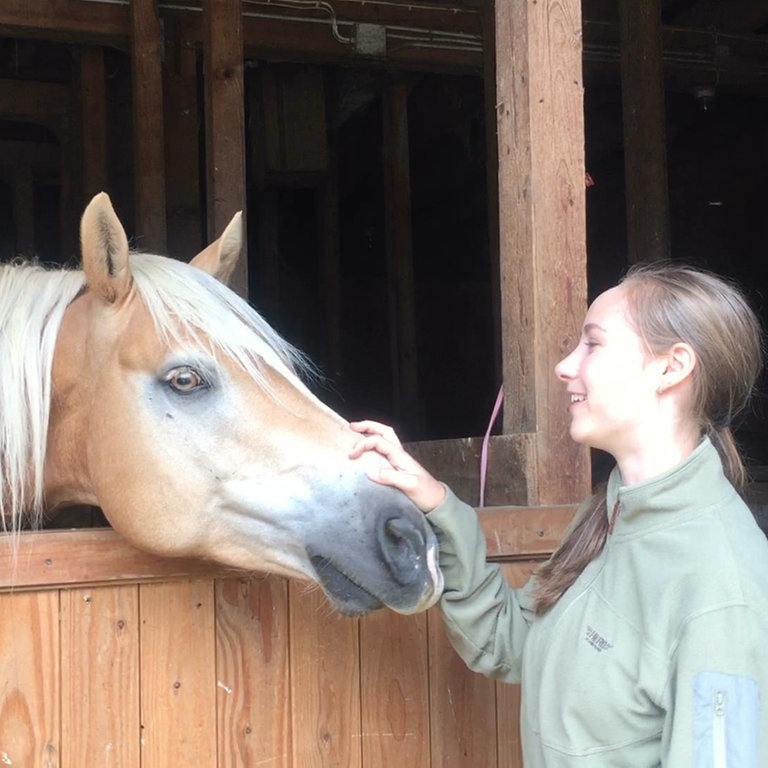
[{"left": 164, "top": 366, "right": 206, "bottom": 394}]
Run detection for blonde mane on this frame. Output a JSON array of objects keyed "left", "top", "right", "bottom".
[{"left": 0, "top": 252, "right": 310, "bottom": 533}]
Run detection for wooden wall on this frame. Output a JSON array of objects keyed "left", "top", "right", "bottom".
[{"left": 0, "top": 505, "right": 574, "bottom": 768}]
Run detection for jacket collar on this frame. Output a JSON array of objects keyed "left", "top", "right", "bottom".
[{"left": 605, "top": 437, "right": 733, "bottom": 536}]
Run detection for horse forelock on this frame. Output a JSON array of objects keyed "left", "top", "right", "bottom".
[
  {"left": 0, "top": 261, "right": 86, "bottom": 532},
  {"left": 128, "top": 252, "right": 316, "bottom": 389}
]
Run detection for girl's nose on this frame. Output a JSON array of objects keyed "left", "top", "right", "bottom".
[{"left": 555, "top": 348, "right": 578, "bottom": 381}]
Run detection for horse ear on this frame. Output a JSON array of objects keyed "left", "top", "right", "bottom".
[
  {"left": 190, "top": 211, "right": 242, "bottom": 285},
  {"left": 80, "top": 192, "right": 132, "bottom": 305}
]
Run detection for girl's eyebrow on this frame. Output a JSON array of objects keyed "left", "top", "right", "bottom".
[{"left": 583, "top": 322, "right": 607, "bottom": 335}]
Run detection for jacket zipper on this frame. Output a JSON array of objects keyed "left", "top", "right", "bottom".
[{"left": 713, "top": 690, "right": 727, "bottom": 768}]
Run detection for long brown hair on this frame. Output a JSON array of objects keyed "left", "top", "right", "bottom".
[{"left": 532, "top": 263, "right": 764, "bottom": 613}]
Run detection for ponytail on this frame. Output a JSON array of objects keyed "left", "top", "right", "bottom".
[{"left": 531, "top": 488, "right": 610, "bottom": 613}]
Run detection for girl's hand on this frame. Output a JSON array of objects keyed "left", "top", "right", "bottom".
[{"left": 349, "top": 420, "right": 447, "bottom": 513}]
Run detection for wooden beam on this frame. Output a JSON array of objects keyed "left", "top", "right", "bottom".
[
  {"left": 619, "top": 0, "right": 670, "bottom": 262},
  {"left": 493, "top": 0, "right": 590, "bottom": 505},
  {"left": 163, "top": 31, "right": 203, "bottom": 257},
  {"left": 0, "top": 504, "right": 575, "bottom": 593},
  {"left": 131, "top": 0, "right": 167, "bottom": 252},
  {"left": 382, "top": 75, "right": 420, "bottom": 432},
  {"left": 203, "top": 0, "right": 248, "bottom": 297}
]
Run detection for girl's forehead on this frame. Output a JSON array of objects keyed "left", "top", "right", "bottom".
[{"left": 585, "top": 285, "right": 631, "bottom": 328}]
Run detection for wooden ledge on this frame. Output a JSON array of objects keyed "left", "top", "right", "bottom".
[{"left": 0, "top": 505, "right": 576, "bottom": 593}]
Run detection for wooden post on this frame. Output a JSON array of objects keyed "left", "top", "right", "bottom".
[
  {"left": 79, "top": 47, "right": 108, "bottom": 202},
  {"left": 131, "top": 0, "right": 167, "bottom": 253},
  {"left": 619, "top": 0, "right": 670, "bottom": 262},
  {"left": 203, "top": 0, "right": 247, "bottom": 298},
  {"left": 382, "top": 75, "right": 420, "bottom": 433},
  {"left": 163, "top": 28, "right": 202, "bottom": 257},
  {"left": 493, "top": 0, "right": 590, "bottom": 504}
]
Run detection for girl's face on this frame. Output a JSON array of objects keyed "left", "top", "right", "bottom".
[{"left": 555, "top": 285, "right": 668, "bottom": 459}]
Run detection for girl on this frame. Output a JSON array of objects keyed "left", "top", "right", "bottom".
[{"left": 350, "top": 263, "right": 768, "bottom": 767}]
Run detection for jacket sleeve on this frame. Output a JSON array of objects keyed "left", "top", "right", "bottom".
[
  {"left": 426, "top": 488, "right": 537, "bottom": 684},
  {"left": 662, "top": 604, "right": 768, "bottom": 767}
]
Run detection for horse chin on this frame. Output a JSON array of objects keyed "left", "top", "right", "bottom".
[{"left": 310, "top": 555, "right": 384, "bottom": 616}]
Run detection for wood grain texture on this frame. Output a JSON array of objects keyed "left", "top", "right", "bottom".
[
  {"left": 61, "top": 585, "right": 140, "bottom": 767},
  {"left": 0, "top": 591, "right": 59, "bottom": 768},
  {"left": 215, "top": 577, "right": 291, "bottom": 768},
  {"left": 289, "top": 583, "right": 362, "bottom": 768},
  {"left": 360, "top": 610, "right": 431, "bottom": 766},
  {"left": 139, "top": 580, "right": 218, "bottom": 768}
]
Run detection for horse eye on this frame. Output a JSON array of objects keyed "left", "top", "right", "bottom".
[{"left": 165, "top": 366, "right": 206, "bottom": 394}]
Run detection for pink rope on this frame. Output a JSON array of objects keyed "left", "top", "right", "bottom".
[{"left": 479, "top": 385, "right": 504, "bottom": 507}]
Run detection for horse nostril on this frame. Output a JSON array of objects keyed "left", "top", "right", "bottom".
[{"left": 379, "top": 516, "right": 426, "bottom": 586}]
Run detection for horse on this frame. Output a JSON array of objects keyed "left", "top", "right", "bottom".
[{"left": 0, "top": 192, "right": 443, "bottom": 616}]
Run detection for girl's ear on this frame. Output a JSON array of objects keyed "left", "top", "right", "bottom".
[{"left": 659, "top": 342, "right": 696, "bottom": 391}]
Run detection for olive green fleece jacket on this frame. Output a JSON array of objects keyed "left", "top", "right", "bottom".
[{"left": 426, "top": 438, "right": 768, "bottom": 767}]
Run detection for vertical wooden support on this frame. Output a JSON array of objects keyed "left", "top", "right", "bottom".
[
  {"left": 382, "top": 76, "right": 420, "bottom": 431},
  {"left": 215, "top": 577, "right": 291, "bottom": 768},
  {"left": 289, "top": 584, "right": 362, "bottom": 767},
  {"left": 493, "top": 0, "right": 590, "bottom": 504},
  {"left": 13, "top": 164, "right": 34, "bottom": 258},
  {"left": 61, "top": 586, "right": 140, "bottom": 766},
  {"left": 79, "top": 46, "right": 108, "bottom": 201},
  {"left": 0, "top": 592, "right": 60, "bottom": 768},
  {"left": 203, "top": 0, "right": 247, "bottom": 297},
  {"left": 619, "top": 0, "right": 670, "bottom": 262},
  {"left": 163, "top": 30, "right": 203, "bottom": 256},
  {"left": 131, "top": 0, "right": 167, "bottom": 253}
]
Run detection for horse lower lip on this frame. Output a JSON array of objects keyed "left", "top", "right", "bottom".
[{"left": 310, "top": 555, "right": 383, "bottom": 615}]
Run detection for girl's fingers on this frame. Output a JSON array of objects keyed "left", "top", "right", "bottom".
[{"left": 349, "top": 420, "right": 403, "bottom": 449}]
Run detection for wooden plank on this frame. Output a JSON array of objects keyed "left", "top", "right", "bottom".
[
  {"left": 288, "top": 582, "right": 362, "bottom": 767},
  {"left": 131, "top": 0, "right": 167, "bottom": 252},
  {"left": 382, "top": 75, "right": 420, "bottom": 431},
  {"left": 619, "top": 0, "right": 670, "bottom": 262},
  {"left": 0, "top": 505, "right": 573, "bottom": 593},
  {"left": 203, "top": 0, "right": 247, "bottom": 297},
  {"left": 139, "top": 579, "right": 218, "bottom": 767},
  {"left": 495, "top": 682, "right": 523, "bottom": 768},
  {"left": 163, "top": 27, "right": 203, "bottom": 256},
  {"left": 0, "top": 591, "right": 59, "bottom": 768},
  {"left": 494, "top": 562, "right": 528, "bottom": 767},
  {"left": 493, "top": 0, "right": 590, "bottom": 504},
  {"left": 428, "top": 609, "right": 498, "bottom": 767},
  {"left": 60, "top": 585, "right": 140, "bottom": 767},
  {"left": 215, "top": 576, "right": 291, "bottom": 768},
  {"left": 359, "top": 610, "right": 430, "bottom": 766},
  {"left": 409, "top": 434, "right": 537, "bottom": 507},
  {"left": 79, "top": 46, "right": 108, "bottom": 201},
  {"left": 480, "top": 506, "right": 574, "bottom": 560},
  {"left": 0, "top": 528, "right": 238, "bottom": 592}
]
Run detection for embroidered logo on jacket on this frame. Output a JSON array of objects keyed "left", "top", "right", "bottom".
[{"left": 585, "top": 625, "right": 614, "bottom": 652}]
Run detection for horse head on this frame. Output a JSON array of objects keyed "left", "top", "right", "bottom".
[{"left": 39, "top": 192, "right": 443, "bottom": 616}]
